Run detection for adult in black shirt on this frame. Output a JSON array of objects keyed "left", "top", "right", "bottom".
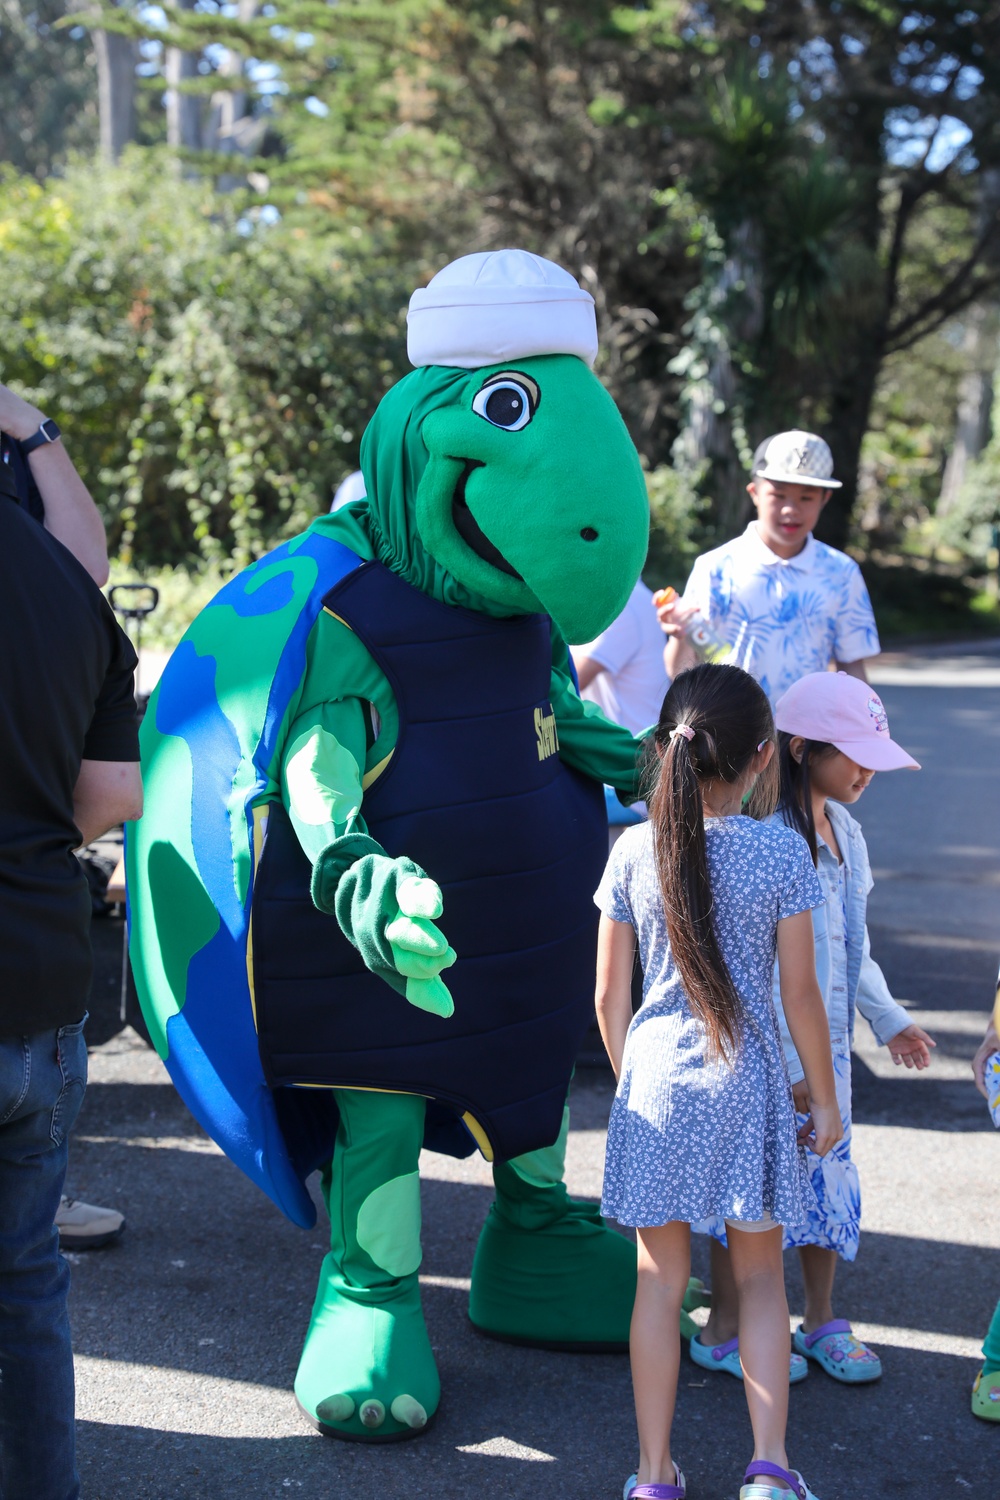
[{"left": 0, "top": 503, "right": 142, "bottom": 1500}]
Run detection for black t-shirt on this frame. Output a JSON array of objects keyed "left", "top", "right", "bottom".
[{"left": 0, "top": 503, "right": 139, "bottom": 1037}]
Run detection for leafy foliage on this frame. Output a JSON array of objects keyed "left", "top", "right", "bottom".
[
  {"left": 0, "top": 0, "right": 100, "bottom": 177},
  {"left": 3, "top": 0, "right": 1000, "bottom": 615},
  {"left": 0, "top": 156, "right": 412, "bottom": 565}
]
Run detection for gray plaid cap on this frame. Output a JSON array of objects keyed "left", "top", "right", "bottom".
[{"left": 751, "top": 430, "right": 842, "bottom": 489}]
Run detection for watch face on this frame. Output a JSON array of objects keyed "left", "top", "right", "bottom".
[{"left": 40, "top": 418, "right": 60, "bottom": 442}]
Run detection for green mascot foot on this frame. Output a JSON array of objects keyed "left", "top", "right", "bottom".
[
  {"left": 295, "top": 1087, "right": 439, "bottom": 1442},
  {"left": 470, "top": 1132, "right": 701, "bottom": 1349},
  {"left": 294, "top": 1253, "right": 440, "bottom": 1442}
]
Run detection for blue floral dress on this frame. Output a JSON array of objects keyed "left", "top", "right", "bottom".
[{"left": 597, "top": 817, "right": 823, "bottom": 1229}]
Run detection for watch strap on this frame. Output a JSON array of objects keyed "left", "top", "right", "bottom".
[{"left": 20, "top": 418, "right": 61, "bottom": 455}]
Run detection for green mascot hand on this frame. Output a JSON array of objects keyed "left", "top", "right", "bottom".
[
  {"left": 385, "top": 874, "right": 456, "bottom": 1018},
  {"left": 312, "top": 839, "right": 456, "bottom": 1017}
]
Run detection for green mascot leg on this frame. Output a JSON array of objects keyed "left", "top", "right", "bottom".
[
  {"left": 294, "top": 1088, "right": 440, "bottom": 1442},
  {"left": 469, "top": 1097, "right": 702, "bottom": 1348}
]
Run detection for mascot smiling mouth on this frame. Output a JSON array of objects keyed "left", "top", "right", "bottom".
[{"left": 450, "top": 459, "right": 523, "bottom": 579}]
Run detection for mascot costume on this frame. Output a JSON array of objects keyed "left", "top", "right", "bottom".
[{"left": 129, "top": 249, "right": 683, "bottom": 1443}]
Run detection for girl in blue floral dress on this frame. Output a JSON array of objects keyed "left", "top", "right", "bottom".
[
  {"left": 697, "top": 672, "right": 933, "bottom": 1389},
  {"left": 596, "top": 663, "right": 841, "bottom": 1500}
]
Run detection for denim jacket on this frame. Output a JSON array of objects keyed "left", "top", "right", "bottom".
[{"left": 769, "top": 802, "right": 911, "bottom": 1085}]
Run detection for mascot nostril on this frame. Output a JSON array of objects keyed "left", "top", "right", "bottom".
[{"left": 128, "top": 246, "right": 654, "bottom": 1448}]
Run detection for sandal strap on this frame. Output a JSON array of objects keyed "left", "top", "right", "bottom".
[
  {"left": 707, "top": 1335, "right": 740, "bottom": 1360},
  {"left": 744, "top": 1461, "right": 806, "bottom": 1497},
  {"left": 801, "top": 1318, "right": 852, "bottom": 1349},
  {"left": 628, "top": 1487, "right": 685, "bottom": 1499}
]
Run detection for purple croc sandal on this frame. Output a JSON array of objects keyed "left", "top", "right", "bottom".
[
  {"left": 739, "top": 1460, "right": 819, "bottom": 1500},
  {"left": 690, "top": 1333, "right": 808, "bottom": 1384},
  {"left": 792, "top": 1319, "right": 882, "bottom": 1383},
  {"left": 622, "top": 1464, "right": 686, "bottom": 1499}
]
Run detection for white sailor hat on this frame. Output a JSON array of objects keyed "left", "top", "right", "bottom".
[{"left": 406, "top": 249, "right": 598, "bottom": 370}]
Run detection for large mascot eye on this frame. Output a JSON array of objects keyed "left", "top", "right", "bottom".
[{"left": 472, "top": 373, "right": 538, "bottom": 432}]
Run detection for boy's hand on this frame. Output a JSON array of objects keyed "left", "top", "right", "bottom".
[
  {"left": 653, "top": 591, "right": 697, "bottom": 638},
  {"left": 972, "top": 1023, "right": 1000, "bottom": 1099},
  {"left": 887, "top": 1023, "right": 935, "bottom": 1069},
  {"left": 798, "top": 1100, "right": 842, "bottom": 1158}
]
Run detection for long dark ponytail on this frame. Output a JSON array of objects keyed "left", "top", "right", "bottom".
[
  {"left": 645, "top": 663, "right": 779, "bottom": 1064},
  {"left": 776, "top": 733, "right": 839, "bottom": 865}
]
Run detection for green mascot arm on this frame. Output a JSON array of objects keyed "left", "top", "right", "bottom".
[
  {"left": 547, "top": 624, "right": 647, "bottom": 801},
  {"left": 281, "top": 690, "right": 456, "bottom": 1019}
]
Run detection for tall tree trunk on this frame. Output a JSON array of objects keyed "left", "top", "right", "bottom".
[
  {"left": 683, "top": 219, "right": 764, "bottom": 536},
  {"left": 938, "top": 168, "right": 1000, "bottom": 515},
  {"left": 938, "top": 305, "right": 997, "bottom": 515},
  {"left": 166, "top": 0, "right": 202, "bottom": 152},
  {"left": 819, "top": 344, "right": 882, "bottom": 551},
  {"left": 813, "top": 62, "right": 888, "bottom": 552},
  {"left": 204, "top": 0, "right": 263, "bottom": 187},
  {"left": 93, "top": 24, "right": 135, "bottom": 162}
]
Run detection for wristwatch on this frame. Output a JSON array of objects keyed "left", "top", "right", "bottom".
[{"left": 20, "top": 418, "right": 62, "bottom": 455}]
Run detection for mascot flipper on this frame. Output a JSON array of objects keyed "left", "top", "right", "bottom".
[{"left": 129, "top": 250, "right": 663, "bottom": 1442}]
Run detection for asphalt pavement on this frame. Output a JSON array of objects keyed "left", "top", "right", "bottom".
[{"left": 68, "top": 640, "right": 1000, "bottom": 1499}]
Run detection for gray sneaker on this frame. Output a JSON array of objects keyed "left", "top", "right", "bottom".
[{"left": 56, "top": 1195, "right": 125, "bottom": 1250}]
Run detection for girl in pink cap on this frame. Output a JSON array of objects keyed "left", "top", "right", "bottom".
[{"left": 696, "top": 671, "right": 935, "bottom": 1390}]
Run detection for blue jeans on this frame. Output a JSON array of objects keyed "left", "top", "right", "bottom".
[{"left": 0, "top": 1018, "right": 87, "bottom": 1500}]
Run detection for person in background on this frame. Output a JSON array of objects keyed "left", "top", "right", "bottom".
[
  {"left": 970, "top": 972, "right": 1000, "bottom": 1421},
  {"left": 0, "top": 500, "right": 142, "bottom": 1500},
  {"left": 572, "top": 577, "right": 670, "bottom": 740},
  {"left": 695, "top": 672, "right": 934, "bottom": 1391},
  {"left": 657, "top": 431, "right": 880, "bottom": 706},
  {"left": 0, "top": 382, "right": 108, "bottom": 586},
  {"left": 1, "top": 380, "right": 123, "bottom": 1252}
]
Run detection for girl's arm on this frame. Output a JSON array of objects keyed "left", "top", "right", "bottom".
[
  {"left": 855, "top": 925, "right": 935, "bottom": 1066},
  {"left": 595, "top": 914, "right": 636, "bottom": 1081},
  {"left": 776, "top": 909, "right": 842, "bottom": 1157}
]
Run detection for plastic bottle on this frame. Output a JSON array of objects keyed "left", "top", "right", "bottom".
[{"left": 652, "top": 586, "right": 731, "bottom": 664}]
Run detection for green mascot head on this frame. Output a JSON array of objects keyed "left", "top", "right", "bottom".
[{"left": 357, "top": 249, "right": 649, "bottom": 644}]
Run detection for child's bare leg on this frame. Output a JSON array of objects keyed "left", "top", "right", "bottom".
[
  {"left": 632, "top": 1222, "right": 690, "bottom": 1486},
  {"left": 798, "top": 1244, "right": 837, "bottom": 1332},
  {"left": 728, "top": 1225, "right": 792, "bottom": 1481},
  {"left": 701, "top": 1236, "right": 740, "bottom": 1346}
]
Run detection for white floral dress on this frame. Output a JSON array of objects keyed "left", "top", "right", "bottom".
[{"left": 597, "top": 817, "right": 823, "bottom": 1229}]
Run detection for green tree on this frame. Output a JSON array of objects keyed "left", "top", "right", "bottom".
[
  {"left": 0, "top": 0, "right": 100, "bottom": 176},
  {"left": 125, "top": 1, "right": 1000, "bottom": 547},
  {"left": 0, "top": 156, "right": 412, "bottom": 566}
]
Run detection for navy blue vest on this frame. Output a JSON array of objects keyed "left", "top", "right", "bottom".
[{"left": 251, "top": 560, "right": 607, "bottom": 1163}]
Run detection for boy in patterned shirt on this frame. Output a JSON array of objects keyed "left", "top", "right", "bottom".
[{"left": 660, "top": 431, "right": 880, "bottom": 705}]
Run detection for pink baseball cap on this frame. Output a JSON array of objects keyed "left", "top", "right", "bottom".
[{"left": 774, "top": 672, "right": 920, "bottom": 771}]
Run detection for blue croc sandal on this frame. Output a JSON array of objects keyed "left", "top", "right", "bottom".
[
  {"left": 739, "top": 1460, "right": 819, "bottom": 1499},
  {"left": 690, "top": 1333, "right": 808, "bottom": 1384},
  {"left": 792, "top": 1319, "right": 882, "bottom": 1383},
  {"left": 623, "top": 1464, "right": 686, "bottom": 1499}
]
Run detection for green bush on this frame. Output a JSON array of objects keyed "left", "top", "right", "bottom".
[
  {"left": 859, "top": 555, "right": 1000, "bottom": 640},
  {"left": 0, "top": 155, "right": 412, "bottom": 568}
]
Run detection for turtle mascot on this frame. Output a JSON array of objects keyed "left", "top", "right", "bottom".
[{"left": 128, "top": 249, "right": 661, "bottom": 1441}]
